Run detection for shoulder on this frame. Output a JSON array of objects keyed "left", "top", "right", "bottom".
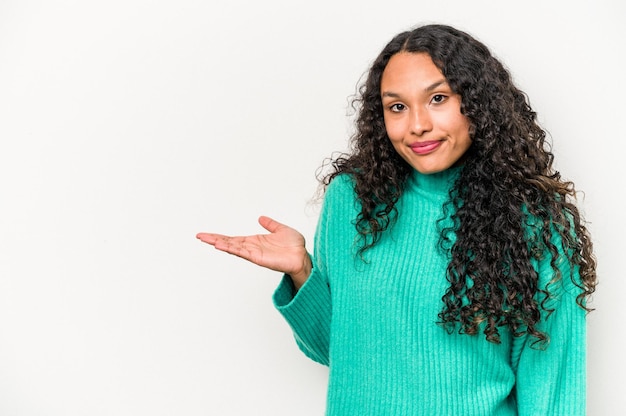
[
  {"left": 324, "top": 173, "right": 356, "bottom": 202},
  {"left": 319, "top": 173, "right": 360, "bottom": 219}
]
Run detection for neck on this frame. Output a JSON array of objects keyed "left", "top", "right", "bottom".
[{"left": 408, "top": 167, "right": 461, "bottom": 194}]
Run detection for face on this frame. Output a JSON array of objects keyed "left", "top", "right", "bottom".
[{"left": 380, "top": 52, "right": 472, "bottom": 174}]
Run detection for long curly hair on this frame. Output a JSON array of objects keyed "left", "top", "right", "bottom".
[{"left": 320, "top": 24, "right": 597, "bottom": 345}]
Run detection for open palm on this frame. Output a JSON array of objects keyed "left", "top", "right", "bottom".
[{"left": 196, "top": 216, "right": 311, "bottom": 287}]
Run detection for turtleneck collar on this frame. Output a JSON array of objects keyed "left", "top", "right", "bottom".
[{"left": 407, "top": 166, "right": 461, "bottom": 195}]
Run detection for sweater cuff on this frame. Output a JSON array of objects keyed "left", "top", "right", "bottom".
[
  {"left": 273, "top": 264, "right": 326, "bottom": 308},
  {"left": 273, "top": 274, "right": 298, "bottom": 307}
]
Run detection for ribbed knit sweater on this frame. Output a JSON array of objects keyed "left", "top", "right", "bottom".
[{"left": 273, "top": 168, "right": 586, "bottom": 415}]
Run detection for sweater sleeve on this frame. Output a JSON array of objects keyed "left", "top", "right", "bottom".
[
  {"left": 273, "top": 267, "right": 331, "bottom": 365},
  {"left": 512, "top": 230, "right": 587, "bottom": 415},
  {"left": 272, "top": 175, "right": 352, "bottom": 366}
]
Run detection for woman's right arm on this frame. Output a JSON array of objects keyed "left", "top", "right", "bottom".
[
  {"left": 197, "top": 215, "right": 332, "bottom": 365},
  {"left": 272, "top": 176, "right": 354, "bottom": 366},
  {"left": 197, "top": 176, "right": 351, "bottom": 366}
]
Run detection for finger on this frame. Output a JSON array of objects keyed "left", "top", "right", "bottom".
[
  {"left": 258, "top": 215, "right": 287, "bottom": 233},
  {"left": 212, "top": 237, "right": 256, "bottom": 261},
  {"left": 196, "top": 232, "right": 228, "bottom": 245}
]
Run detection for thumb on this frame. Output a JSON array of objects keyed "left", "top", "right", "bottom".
[{"left": 258, "top": 215, "right": 285, "bottom": 233}]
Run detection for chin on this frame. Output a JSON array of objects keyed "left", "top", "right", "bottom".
[{"left": 412, "top": 164, "right": 450, "bottom": 175}]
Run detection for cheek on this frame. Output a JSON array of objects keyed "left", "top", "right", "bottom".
[
  {"left": 451, "top": 115, "right": 472, "bottom": 142},
  {"left": 383, "top": 116, "right": 404, "bottom": 142}
]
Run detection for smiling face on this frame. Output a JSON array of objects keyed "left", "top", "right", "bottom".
[{"left": 381, "top": 52, "right": 472, "bottom": 174}]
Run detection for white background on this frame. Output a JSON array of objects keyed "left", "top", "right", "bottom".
[{"left": 0, "top": 0, "right": 624, "bottom": 414}]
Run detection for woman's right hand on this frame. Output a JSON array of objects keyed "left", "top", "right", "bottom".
[{"left": 196, "top": 216, "right": 312, "bottom": 289}]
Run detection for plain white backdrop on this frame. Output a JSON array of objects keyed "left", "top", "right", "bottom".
[{"left": 0, "top": 0, "right": 624, "bottom": 414}]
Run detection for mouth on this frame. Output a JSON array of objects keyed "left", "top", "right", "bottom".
[{"left": 409, "top": 140, "right": 442, "bottom": 155}]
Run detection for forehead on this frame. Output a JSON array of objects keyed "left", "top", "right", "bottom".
[{"left": 381, "top": 52, "right": 446, "bottom": 90}]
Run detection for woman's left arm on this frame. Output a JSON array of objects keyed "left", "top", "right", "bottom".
[{"left": 513, "top": 239, "right": 588, "bottom": 415}]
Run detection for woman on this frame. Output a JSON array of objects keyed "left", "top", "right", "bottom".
[{"left": 197, "top": 24, "right": 597, "bottom": 415}]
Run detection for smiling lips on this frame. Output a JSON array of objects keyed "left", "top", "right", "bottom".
[{"left": 409, "top": 140, "right": 442, "bottom": 155}]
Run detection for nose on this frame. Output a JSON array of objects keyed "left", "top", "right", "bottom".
[{"left": 410, "top": 107, "right": 433, "bottom": 136}]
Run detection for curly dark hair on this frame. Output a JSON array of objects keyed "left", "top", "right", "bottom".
[{"left": 320, "top": 24, "right": 597, "bottom": 345}]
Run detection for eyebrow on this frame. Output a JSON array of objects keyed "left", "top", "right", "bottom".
[
  {"left": 425, "top": 79, "right": 448, "bottom": 92},
  {"left": 381, "top": 79, "right": 448, "bottom": 98}
]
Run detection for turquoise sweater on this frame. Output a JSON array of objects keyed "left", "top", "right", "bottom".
[{"left": 274, "top": 168, "right": 586, "bottom": 415}]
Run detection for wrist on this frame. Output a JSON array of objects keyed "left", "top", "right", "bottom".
[{"left": 290, "top": 254, "right": 312, "bottom": 290}]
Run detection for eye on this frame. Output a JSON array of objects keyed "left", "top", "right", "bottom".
[
  {"left": 431, "top": 94, "right": 448, "bottom": 104},
  {"left": 389, "top": 103, "right": 406, "bottom": 112}
]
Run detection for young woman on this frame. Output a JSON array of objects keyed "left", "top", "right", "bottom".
[{"left": 197, "top": 24, "right": 597, "bottom": 415}]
